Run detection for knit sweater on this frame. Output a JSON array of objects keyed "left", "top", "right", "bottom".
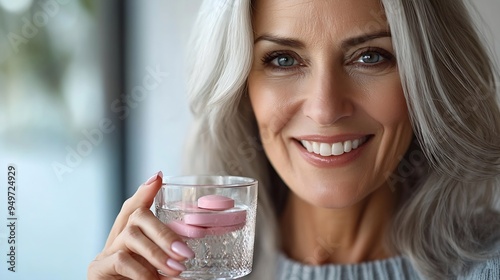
[{"left": 275, "top": 253, "right": 500, "bottom": 279}]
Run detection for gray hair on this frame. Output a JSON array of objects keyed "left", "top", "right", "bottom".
[
  {"left": 183, "top": 0, "right": 500, "bottom": 279},
  {"left": 383, "top": 0, "right": 500, "bottom": 278}
]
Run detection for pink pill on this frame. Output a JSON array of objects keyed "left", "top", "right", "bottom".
[
  {"left": 166, "top": 220, "right": 206, "bottom": 238},
  {"left": 197, "top": 195, "right": 235, "bottom": 211},
  {"left": 184, "top": 209, "right": 246, "bottom": 227}
]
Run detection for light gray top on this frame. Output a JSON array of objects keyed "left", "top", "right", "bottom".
[{"left": 276, "top": 253, "right": 500, "bottom": 279}]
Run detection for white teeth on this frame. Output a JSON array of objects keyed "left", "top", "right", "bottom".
[
  {"left": 312, "top": 142, "right": 320, "bottom": 154},
  {"left": 299, "top": 136, "right": 368, "bottom": 157},
  {"left": 320, "top": 143, "right": 332, "bottom": 156},
  {"left": 344, "top": 140, "right": 352, "bottom": 153},
  {"left": 332, "top": 142, "right": 344, "bottom": 156},
  {"left": 352, "top": 139, "right": 359, "bottom": 149},
  {"left": 303, "top": 140, "right": 313, "bottom": 152}
]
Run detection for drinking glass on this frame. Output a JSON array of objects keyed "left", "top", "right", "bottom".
[{"left": 154, "top": 175, "right": 258, "bottom": 279}]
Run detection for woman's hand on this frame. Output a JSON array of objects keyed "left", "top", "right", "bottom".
[{"left": 88, "top": 171, "right": 195, "bottom": 280}]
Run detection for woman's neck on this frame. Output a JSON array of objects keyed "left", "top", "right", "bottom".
[{"left": 279, "top": 183, "right": 400, "bottom": 265}]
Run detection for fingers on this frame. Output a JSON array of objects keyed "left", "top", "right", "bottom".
[
  {"left": 131, "top": 254, "right": 184, "bottom": 280},
  {"left": 88, "top": 250, "right": 160, "bottom": 280},
  {"left": 111, "top": 223, "right": 188, "bottom": 276},
  {"left": 105, "top": 171, "right": 164, "bottom": 247},
  {"left": 89, "top": 171, "right": 194, "bottom": 279},
  {"left": 126, "top": 207, "right": 194, "bottom": 260},
  {"left": 105, "top": 207, "right": 194, "bottom": 275},
  {"left": 131, "top": 252, "right": 186, "bottom": 279},
  {"left": 128, "top": 171, "right": 165, "bottom": 209},
  {"left": 89, "top": 237, "right": 187, "bottom": 280}
]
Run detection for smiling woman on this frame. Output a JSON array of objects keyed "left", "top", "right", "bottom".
[
  {"left": 248, "top": 0, "right": 414, "bottom": 266},
  {"left": 89, "top": 0, "right": 500, "bottom": 279},
  {"left": 249, "top": 0, "right": 413, "bottom": 212}
]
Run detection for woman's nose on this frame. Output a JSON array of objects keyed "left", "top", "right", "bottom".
[{"left": 302, "top": 69, "right": 354, "bottom": 126}]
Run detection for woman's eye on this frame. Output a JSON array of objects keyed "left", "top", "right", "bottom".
[
  {"left": 261, "top": 51, "right": 304, "bottom": 72},
  {"left": 356, "top": 51, "right": 386, "bottom": 64},
  {"left": 272, "top": 55, "right": 297, "bottom": 67}
]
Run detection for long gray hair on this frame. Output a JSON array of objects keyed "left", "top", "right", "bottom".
[{"left": 183, "top": 0, "right": 500, "bottom": 278}]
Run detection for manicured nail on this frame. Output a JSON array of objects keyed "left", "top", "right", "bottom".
[
  {"left": 166, "top": 258, "right": 186, "bottom": 271},
  {"left": 145, "top": 171, "right": 163, "bottom": 185},
  {"left": 171, "top": 241, "right": 195, "bottom": 258}
]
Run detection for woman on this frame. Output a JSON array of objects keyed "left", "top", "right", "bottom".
[{"left": 88, "top": 0, "right": 500, "bottom": 279}]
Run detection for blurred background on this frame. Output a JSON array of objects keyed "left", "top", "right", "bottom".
[{"left": 0, "top": 0, "right": 498, "bottom": 279}]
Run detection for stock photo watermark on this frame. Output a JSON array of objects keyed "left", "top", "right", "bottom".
[
  {"left": 51, "top": 66, "right": 169, "bottom": 181},
  {"left": 5, "top": 164, "right": 18, "bottom": 273}
]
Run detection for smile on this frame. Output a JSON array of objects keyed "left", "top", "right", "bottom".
[{"left": 300, "top": 136, "right": 369, "bottom": 157}]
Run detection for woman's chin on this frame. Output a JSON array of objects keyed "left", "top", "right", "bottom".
[{"left": 292, "top": 183, "right": 377, "bottom": 209}]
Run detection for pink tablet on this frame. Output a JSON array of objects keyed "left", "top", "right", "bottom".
[
  {"left": 167, "top": 220, "right": 245, "bottom": 238},
  {"left": 197, "top": 195, "right": 235, "bottom": 211},
  {"left": 166, "top": 220, "right": 206, "bottom": 238},
  {"left": 183, "top": 208, "right": 247, "bottom": 227}
]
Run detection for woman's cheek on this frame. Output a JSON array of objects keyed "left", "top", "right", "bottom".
[
  {"left": 362, "top": 78, "right": 409, "bottom": 125},
  {"left": 249, "top": 75, "right": 301, "bottom": 137}
]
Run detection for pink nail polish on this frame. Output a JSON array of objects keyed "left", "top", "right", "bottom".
[
  {"left": 171, "top": 241, "right": 195, "bottom": 258},
  {"left": 145, "top": 171, "right": 162, "bottom": 185},
  {"left": 166, "top": 258, "right": 186, "bottom": 271}
]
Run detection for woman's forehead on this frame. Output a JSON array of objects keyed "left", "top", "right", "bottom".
[
  {"left": 252, "top": 0, "right": 388, "bottom": 38},
  {"left": 251, "top": 0, "right": 390, "bottom": 49},
  {"left": 252, "top": 0, "right": 385, "bottom": 13}
]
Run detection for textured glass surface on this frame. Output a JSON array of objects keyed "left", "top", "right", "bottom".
[
  {"left": 156, "top": 200, "right": 256, "bottom": 279},
  {"left": 155, "top": 175, "right": 257, "bottom": 280}
]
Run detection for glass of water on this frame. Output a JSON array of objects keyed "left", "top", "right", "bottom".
[{"left": 154, "top": 175, "right": 258, "bottom": 280}]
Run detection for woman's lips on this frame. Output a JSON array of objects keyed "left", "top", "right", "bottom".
[{"left": 294, "top": 135, "right": 373, "bottom": 167}]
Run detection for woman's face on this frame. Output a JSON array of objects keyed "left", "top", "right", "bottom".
[{"left": 248, "top": 0, "right": 414, "bottom": 208}]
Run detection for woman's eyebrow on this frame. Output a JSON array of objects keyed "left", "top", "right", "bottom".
[
  {"left": 253, "top": 34, "right": 305, "bottom": 48},
  {"left": 253, "top": 30, "right": 391, "bottom": 49},
  {"left": 341, "top": 31, "right": 392, "bottom": 49}
]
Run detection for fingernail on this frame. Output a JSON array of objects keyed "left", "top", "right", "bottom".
[
  {"left": 145, "top": 171, "right": 163, "bottom": 185},
  {"left": 166, "top": 258, "right": 186, "bottom": 271},
  {"left": 171, "top": 241, "right": 195, "bottom": 258}
]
